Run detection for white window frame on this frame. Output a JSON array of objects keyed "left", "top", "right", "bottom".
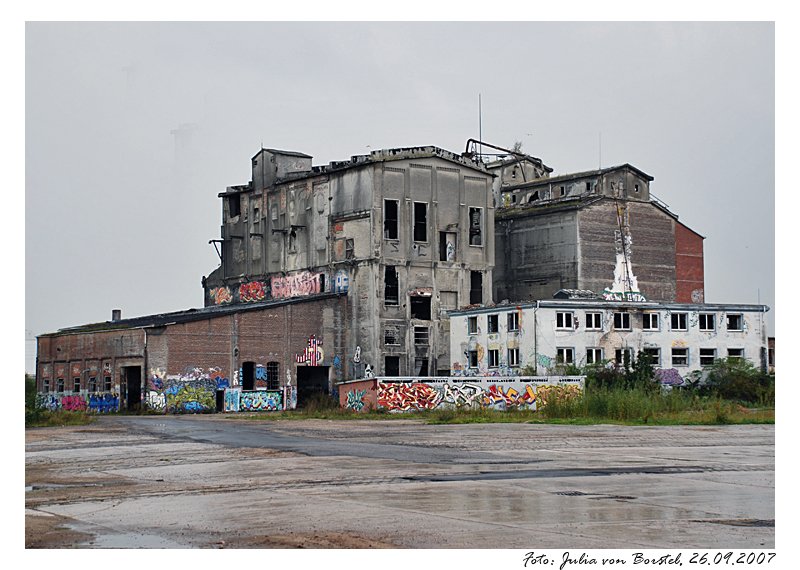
[
  {"left": 671, "top": 347, "right": 689, "bottom": 367},
  {"left": 642, "top": 312, "right": 660, "bottom": 331},
  {"left": 467, "top": 316, "right": 478, "bottom": 335},
  {"left": 615, "top": 347, "right": 633, "bottom": 365},
  {"left": 585, "top": 347, "right": 603, "bottom": 365},
  {"left": 507, "top": 347, "right": 520, "bottom": 367},
  {"left": 614, "top": 312, "right": 631, "bottom": 331},
  {"left": 727, "top": 348, "right": 745, "bottom": 359},
  {"left": 585, "top": 312, "right": 602, "bottom": 331},
  {"left": 699, "top": 348, "right": 717, "bottom": 366},
  {"left": 726, "top": 314, "right": 744, "bottom": 331},
  {"left": 699, "top": 313, "right": 716, "bottom": 332},
  {"left": 556, "top": 347, "right": 575, "bottom": 364},
  {"left": 670, "top": 312, "right": 688, "bottom": 331},
  {"left": 507, "top": 312, "right": 520, "bottom": 332},
  {"left": 556, "top": 311, "right": 574, "bottom": 330},
  {"left": 487, "top": 314, "right": 499, "bottom": 334},
  {"left": 488, "top": 348, "right": 500, "bottom": 368}
]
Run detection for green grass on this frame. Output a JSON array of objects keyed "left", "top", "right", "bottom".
[{"left": 25, "top": 410, "right": 95, "bottom": 428}]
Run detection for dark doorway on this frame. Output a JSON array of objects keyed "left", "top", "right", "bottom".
[
  {"left": 215, "top": 390, "right": 225, "bottom": 412},
  {"left": 123, "top": 366, "right": 142, "bottom": 411},
  {"left": 242, "top": 361, "right": 255, "bottom": 391},
  {"left": 296, "top": 366, "right": 329, "bottom": 407}
]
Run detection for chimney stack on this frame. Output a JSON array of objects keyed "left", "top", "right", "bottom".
[{"left": 111, "top": 309, "right": 122, "bottom": 322}]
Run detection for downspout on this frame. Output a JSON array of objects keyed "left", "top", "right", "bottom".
[
  {"left": 143, "top": 327, "right": 148, "bottom": 410},
  {"left": 534, "top": 300, "right": 539, "bottom": 376}
]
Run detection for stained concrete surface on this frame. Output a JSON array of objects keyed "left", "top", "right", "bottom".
[{"left": 25, "top": 416, "right": 774, "bottom": 549}]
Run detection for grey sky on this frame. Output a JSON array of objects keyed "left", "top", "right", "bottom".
[{"left": 24, "top": 22, "right": 775, "bottom": 373}]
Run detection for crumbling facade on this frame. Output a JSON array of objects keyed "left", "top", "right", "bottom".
[{"left": 203, "top": 146, "right": 495, "bottom": 378}]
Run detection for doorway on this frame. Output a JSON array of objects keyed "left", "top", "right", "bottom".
[
  {"left": 242, "top": 361, "right": 255, "bottom": 391},
  {"left": 296, "top": 366, "right": 330, "bottom": 407},
  {"left": 123, "top": 366, "right": 142, "bottom": 411}
]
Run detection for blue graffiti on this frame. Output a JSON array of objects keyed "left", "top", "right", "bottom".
[
  {"left": 255, "top": 366, "right": 268, "bottom": 380},
  {"left": 89, "top": 393, "right": 119, "bottom": 413},
  {"left": 215, "top": 376, "right": 230, "bottom": 389}
]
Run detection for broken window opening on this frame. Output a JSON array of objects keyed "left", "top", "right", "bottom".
[
  {"left": 73, "top": 378, "right": 81, "bottom": 393},
  {"left": 228, "top": 195, "right": 241, "bottom": 218},
  {"left": 727, "top": 348, "right": 745, "bottom": 359},
  {"left": 470, "top": 271, "right": 483, "bottom": 305},
  {"left": 384, "top": 327, "right": 400, "bottom": 346},
  {"left": 439, "top": 232, "right": 456, "bottom": 262},
  {"left": 642, "top": 348, "right": 661, "bottom": 367},
  {"left": 242, "top": 362, "right": 255, "bottom": 391},
  {"left": 615, "top": 348, "right": 633, "bottom": 366},
  {"left": 88, "top": 377, "right": 97, "bottom": 392},
  {"left": 103, "top": 376, "right": 112, "bottom": 392},
  {"left": 556, "top": 347, "right": 574, "bottom": 364},
  {"left": 487, "top": 314, "right": 499, "bottom": 334},
  {"left": 585, "top": 312, "right": 602, "bottom": 330},
  {"left": 671, "top": 348, "right": 689, "bottom": 366},
  {"left": 642, "top": 313, "right": 659, "bottom": 331},
  {"left": 43, "top": 379, "right": 50, "bottom": 393},
  {"left": 699, "top": 313, "right": 716, "bottom": 332},
  {"left": 700, "top": 348, "right": 717, "bottom": 366},
  {"left": 413, "top": 202, "right": 428, "bottom": 242},
  {"left": 467, "top": 316, "right": 478, "bottom": 335},
  {"left": 266, "top": 361, "right": 280, "bottom": 390},
  {"left": 345, "top": 238, "right": 355, "bottom": 260},
  {"left": 384, "top": 199, "right": 399, "bottom": 240},
  {"left": 613, "top": 312, "right": 631, "bottom": 330},
  {"left": 384, "top": 356, "right": 400, "bottom": 377},
  {"left": 384, "top": 266, "right": 399, "bottom": 306},
  {"left": 410, "top": 296, "right": 431, "bottom": 320},
  {"left": 468, "top": 350, "right": 479, "bottom": 368},
  {"left": 414, "top": 326, "right": 429, "bottom": 345},
  {"left": 508, "top": 312, "right": 520, "bottom": 332},
  {"left": 726, "top": 314, "right": 743, "bottom": 331},
  {"left": 671, "top": 312, "right": 688, "bottom": 331},
  {"left": 529, "top": 191, "right": 539, "bottom": 203},
  {"left": 468, "top": 208, "right": 482, "bottom": 246}
]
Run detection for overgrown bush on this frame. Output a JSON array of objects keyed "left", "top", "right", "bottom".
[
  {"left": 584, "top": 351, "right": 658, "bottom": 393},
  {"left": 700, "top": 358, "right": 774, "bottom": 405}
]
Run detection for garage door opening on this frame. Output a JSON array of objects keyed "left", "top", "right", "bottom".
[{"left": 296, "top": 366, "right": 330, "bottom": 407}]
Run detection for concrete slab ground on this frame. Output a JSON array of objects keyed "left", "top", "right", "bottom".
[{"left": 25, "top": 416, "right": 774, "bottom": 549}]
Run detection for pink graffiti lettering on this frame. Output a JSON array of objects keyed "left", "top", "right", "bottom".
[
  {"left": 377, "top": 382, "right": 442, "bottom": 411},
  {"left": 61, "top": 395, "right": 88, "bottom": 411},
  {"left": 271, "top": 271, "right": 322, "bottom": 299}
]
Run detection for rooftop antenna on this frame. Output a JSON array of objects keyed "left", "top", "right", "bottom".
[
  {"left": 479, "top": 94, "right": 483, "bottom": 160},
  {"left": 599, "top": 132, "right": 602, "bottom": 169}
]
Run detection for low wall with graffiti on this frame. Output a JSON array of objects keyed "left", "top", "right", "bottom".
[
  {"left": 338, "top": 376, "right": 584, "bottom": 413},
  {"left": 146, "top": 366, "right": 230, "bottom": 413},
  {"left": 224, "top": 386, "right": 297, "bottom": 412},
  {"left": 36, "top": 392, "right": 120, "bottom": 414}
]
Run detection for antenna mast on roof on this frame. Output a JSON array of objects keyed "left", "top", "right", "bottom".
[{"left": 478, "top": 94, "right": 483, "bottom": 160}]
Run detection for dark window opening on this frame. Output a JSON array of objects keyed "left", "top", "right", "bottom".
[
  {"left": 384, "top": 327, "right": 400, "bottom": 346},
  {"left": 57, "top": 379, "right": 64, "bottom": 393},
  {"left": 384, "top": 266, "right": 399, "bottom": 306},
  {"left": 470, "top": 271, "right": 483, "bottom": 305},
  {"left": 43, "top": 379, "right": 50, "bottom": 393},
  {"left": 88, "top": 377, "right": 97, "bottom": 392},
  {"left": 103, "top": 376, "right": 111, "bottom": 392},
  {"left": 468, "top": 208, "right": 482, "bottom": 245},
  {"left": 726, "top": 314, "right": 743, "bottom": 331},
  {"left": 468, "top": 351, "right": 479, "bottom": 367},
  {"left": 634, "top": 184, "right": 640, "bottom": 193},
  {"left": 410, "top": 297, "right": 431, "bottom": 320},
  {"left": 414, "top": 326, "right": 429, "bottom": 345},
  {"left": 73, "top": 378, "right": 81, "bottom": 393},
  {"left": 559, "top": 186, "right": 565, "bottom": 196},
  {"left": 228, "top": 195, "right": 241, "bottom": 218},
  {"left": 529, "top": 191, "right": 539, "bottom": 203},
  {"left": 488, "top": 349, "right": 500, "bottom": 367},
  {"left": 242, "top": 362, "right": 255, "bottom": 391},
  {"left": 345, "top": 238, "right": 355, "bottom": 259},
  {"left": 439, "top": 232, "right": 456, "bottom": 262},
  {"left": 384, "top": 356, "right": 400, "bottom": 377},
  {"left": 415, "top": 358, "right": 429, "bottom": 376},
  {"left": 468, "top": 316, "right": 478, "bottom": 335},
  {"left": 413, "top": 202, "right": 428, "bottom": 242},
  {"left": 487, "top": 314, "right": 499, "bottom": 333},
  {"left": 266, "top": 361, "right": 280, "bottom": 390},
  {"left": 586, "top": 182, "right": 591, "bottom": 192},
  {"left": 384, "top": 200, "right": 399, "bottom": 239}
]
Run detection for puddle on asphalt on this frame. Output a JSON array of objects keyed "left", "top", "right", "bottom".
[{"left": 87, "top": 532, "right": 188, "bottom": 548}]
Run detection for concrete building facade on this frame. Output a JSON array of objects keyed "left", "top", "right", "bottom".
[
  {"left": 448, "top": 296, "right": 769, "bottom": 385},
  {"left": 202, "top": 146, "right": 495, "bottom": 378}
]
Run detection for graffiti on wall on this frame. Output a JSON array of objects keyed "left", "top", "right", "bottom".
[
  {"left": 239, "top": 280, "right": 269, "bottom": 303},
  {"left": 374, "top": 378, "right": 584, "bottom": 412},
  {"left": 271, "top": 271, "right": 323, "bottom": 299},
  {"left": 147, "top": 366, "right": 230, "bottom": 413},
  {"left": 240, "top": 390, "right": 282, "bottom": 411},
  {"left": 296, "top": 335, "right": 324, "bottom": 366},
  {"left": 333, "top": 270, "right": 350, "bottom": 294},
  {"left": 345, "top": 389, "right": 368, "bottom": 411},
  {"left": 37, "top": 392, "right": 119, "bottom": 413},
  {"left": 654, "top": 368, "right": 685, "bottom": 387},
  {"left": 61, "top": 395, "right": 88, "bottom": 412},
  {"left": 210, "top": 286, "right": 233, "bottom": 305}
]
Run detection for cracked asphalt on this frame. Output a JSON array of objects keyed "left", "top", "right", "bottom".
[{"left": 25, "top": 416, "right": 774, "bottom": 549}]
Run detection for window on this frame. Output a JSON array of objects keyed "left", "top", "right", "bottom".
[
  {"left": 557, "top": 347, "right": 575, "bottom": 364},
  {"left": 488, "top": 349, "right": 500, "bottom": 368},
  {"left": 585, "top": 312, "right": 602, "bottom": 330},
  {"left": 73, "top": 377, "right": 81, "bottom": 393},
  {"left": 529, "top": 191, "right": 539, "bottom": 202},
  {"left": 699, "top": 348, "right": 717, "bottom": 366},
  {"left": 559, "top": 185, "right": 565, "bottom": 196},
  {"left": 614, "top": 312, "right": 631, "bottom": 330},
  {"left": 470, "top": 271, "right": 483, "bottom": 305},
  {"left": 415, "top": 358, "right": 429, "bottom": 376},
  {"left": 253, "top": 207, "right": 260, "bottom": 229},
  {"left": 228, "top": 195, "right": 241, "bottom": 218},
  {"left": 671, "top": 312, "right": 688, "bottom": 331},
  {"left": 634, "top": 184, "right": 640, "bottom": 193},
  {"left": 414, "top": 326, "right": 429, "bottom": 345},
  {"left": 104, "top": 376, "right": 112, "bottom": 392},
  {"left": 468, "top": 208, "right": 483, "bottom": 246},
  {"left": 642, "top": 313, "right": 659, "bottom": 331},
  {"left": 615, "top": 348, "right": 633, "bottom": 366},
  {"left": 556, "top": 311, "right": 574, "bottom": 330},
  {"left": 699, "top": 313, "right": 716, "bottom": 332},
  {"left": 384, "top": 266, "right": 399, "bottom": 306},
  {"left": 384, "top": 327, "right": 400, "bottom": 346},
  {"left": 383, "top": 199, "right": 399, "bottom": 240},
  {"left": 585, "top": 182, "right": 591, "bottom": 192},
  {"left": 439, "top": 232, "right": 456, "bottom": 262},
  {"left": 671, "top": 348, "right": 689, "bottom": 366},
  {"left": 726, "top": 314, "right": 743, "bottom": 331},
  {"left": 56, "top": 378, "right": 64, "bottom": 393},
  {"left": 410, "top": 297, "right": 431, "bottom": 320},
  {"left": 384, "top": 356, "right": 400, "bottom": 377},
  {"left": 88, "top": 377, "right": 97, "bottom": 392},
  {"left": 727, "top": 348, "right": 744, "bottom": 359},
  {"left": 508, "top": 348, "right": 520, "bottom": 367},
  {"left": 468, "top": 350, "right": 479, "bottom": 368},
  {"left": 642, "top": 348, "right": 661, "bottom": 367},
  {"left": 467, "top": 316, "right": 478, "bottom": 335},
  {"left": 487, "top": 315, "right": 499, "bottom": 333},
  {"left": 413, "top": 202, "right": 428, "bottom": 242},
  {"left": 508, "top": 312, "right": 520, "bottom": 332},
  {"left": 266, "top": 362, "right": 280, "bottom": 390},
  {"left": 43, "top": 379, "right": 50, "bottom": 393},
  {"left": 586, "top": 348, "right": 603, "bottom": 365}
]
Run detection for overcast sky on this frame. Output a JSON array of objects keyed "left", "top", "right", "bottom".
[{"left": 24, "top": 21, "right": 775, "bottom": 373}]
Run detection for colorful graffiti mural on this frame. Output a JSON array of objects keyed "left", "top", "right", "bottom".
[
  {"left": 345, "top": 389, "right": 368, "bottom": 411},
  {"left": 296, "top": 335, "right": 324, "bottom": 366},
  {"left": 37, "top": 392, "right": 119, "bottom": 413},
  {"left": 370, "top": 377, "right": 584, "bottom": 413},
  {"left": 210, "top": 286, "right": 233, "bottom": 305},
  {"left": 271, "top": 271, "right": 323, "bottom": 299},
  {"left": 654, "top": 368, "right": 685, "bottom": 387},
  {"left": 240, "top": 390, "right": 282, "bottom": 411},
  {"left": 239, "top": 280, "right": 268, "bottom": 303},
  {"left": 147, "top": 366, "right": 230, "bottom": 414},
  {"left": 333, "top": 270, "right": 350, "bottom": 294}
]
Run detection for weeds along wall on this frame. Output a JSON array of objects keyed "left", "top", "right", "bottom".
[{"left": 338, "top": 376, "right": 585, "bottom": 412}]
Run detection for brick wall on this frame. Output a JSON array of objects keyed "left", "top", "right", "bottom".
[{"left": 675, "top": 221, "right": 705, "bottom": 303}]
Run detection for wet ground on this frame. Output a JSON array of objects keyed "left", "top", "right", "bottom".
[{"left": 25, "top": 416, "right": 774, "bottom": 549}]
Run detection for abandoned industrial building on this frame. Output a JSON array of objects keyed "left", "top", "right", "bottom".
[{"left": 35, "top": 140, "right": 771, "bottom": 413}]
